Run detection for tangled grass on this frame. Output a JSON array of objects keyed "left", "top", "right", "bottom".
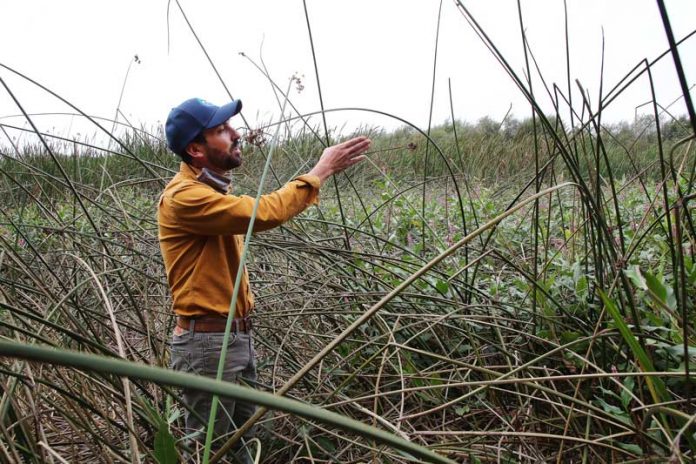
[{"left": 0, "top": 1, "right": 695, "bottom": 463}]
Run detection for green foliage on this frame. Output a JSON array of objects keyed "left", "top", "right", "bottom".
[
  {"left": 153, "top": 426, "right": 177, "bottom": 464},
  {"left": 599, "top": 289, "right": 669, "bottom": 406}
]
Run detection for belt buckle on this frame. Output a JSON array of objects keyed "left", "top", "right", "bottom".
[{"left": 234, "top": 317, "right": 250, "bottom": 333}]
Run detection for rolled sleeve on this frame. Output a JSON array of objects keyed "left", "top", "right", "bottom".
[{"left": 163, "top": 176, "right": 320, "bottom": 236}]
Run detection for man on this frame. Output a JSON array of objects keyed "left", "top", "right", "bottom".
[{"left": 158, "top": 97, "right": 370, "bottom": 462}]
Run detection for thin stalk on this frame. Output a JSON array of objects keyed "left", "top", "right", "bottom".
[
  {"left": 300, "top": 0, "right": 351, "bottom": 250},
  {"left": 446, "top": 80, "right": 477, "bottom": 303},
  {"left": 516, "top": 0, "right": 541, "bottom": 330},
  {"left": 421, "top": 0, "right": 443, "bottom": 255},
  {"left": 202, "top": 79, "right": 294, "bottom": 463},
  {"left": 655, "top": 0, "right": 696, "bottom": 137}
]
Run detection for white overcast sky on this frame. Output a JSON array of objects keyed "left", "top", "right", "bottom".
[{"left": 0, "top": 0, "right": 695, "bottom": 142}]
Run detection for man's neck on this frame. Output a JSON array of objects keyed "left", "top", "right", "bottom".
[{"left": 196, "top": 166, "right": 232, "bottom": 193}]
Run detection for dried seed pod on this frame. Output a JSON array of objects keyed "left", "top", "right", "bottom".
[{"left": 244, "top": 129, "right": 267, "bottom": 148}]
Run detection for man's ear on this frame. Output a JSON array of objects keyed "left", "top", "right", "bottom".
[{"left": 185, "top": 142, "right": 206, "bottom": 168}]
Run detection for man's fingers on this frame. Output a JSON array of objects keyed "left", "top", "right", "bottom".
[
  {"left": 311, "top": 137, "right": 370, "bottom": 181},
  {"left": 343, "top": 139, "right": 371, "bottom": 157},
  {"left": 349, "top": 154, "right": 367, "bottom": 165},
  {"left": 339, "top": 136, "right": 371, "bottom": 150}
]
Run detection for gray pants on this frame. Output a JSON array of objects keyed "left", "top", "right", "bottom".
[{"left": 170, "top": 324, "right": 257, "bottom": 463}]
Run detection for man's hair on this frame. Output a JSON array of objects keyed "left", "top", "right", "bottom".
[{"left": 178, "top": 131, "right": 207, "bottom": 164}]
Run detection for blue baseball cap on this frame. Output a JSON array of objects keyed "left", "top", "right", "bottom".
[{"left": 165, "top": 98, "right": 242, "bottom": 157}]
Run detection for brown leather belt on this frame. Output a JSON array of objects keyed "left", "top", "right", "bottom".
[{"left": 176, "top": 315, "right": 253, "bottom": 333}]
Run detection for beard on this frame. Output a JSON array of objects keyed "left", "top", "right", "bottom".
[{"left": 204, "top": 141, "right": 242, "bottom": 172}]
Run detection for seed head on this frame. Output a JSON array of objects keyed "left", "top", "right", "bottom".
[
  {"left": 244, "top": 128, "right": 267, "bottom": 148},
  {"left": 292, "top": 73, "right": 305, "bottom": 94}
]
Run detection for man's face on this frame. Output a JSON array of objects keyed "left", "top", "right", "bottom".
[{"left": 197, "top": 122, "right": 242, "bottom": 172}]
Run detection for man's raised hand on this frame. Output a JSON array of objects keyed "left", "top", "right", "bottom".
[{"left": 308, "top": 136, "right": 371, "bottom": 184}]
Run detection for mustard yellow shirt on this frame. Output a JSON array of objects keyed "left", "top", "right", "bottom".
[{"left": 158, "top": 162, "right": 320, "bottom": 318}]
